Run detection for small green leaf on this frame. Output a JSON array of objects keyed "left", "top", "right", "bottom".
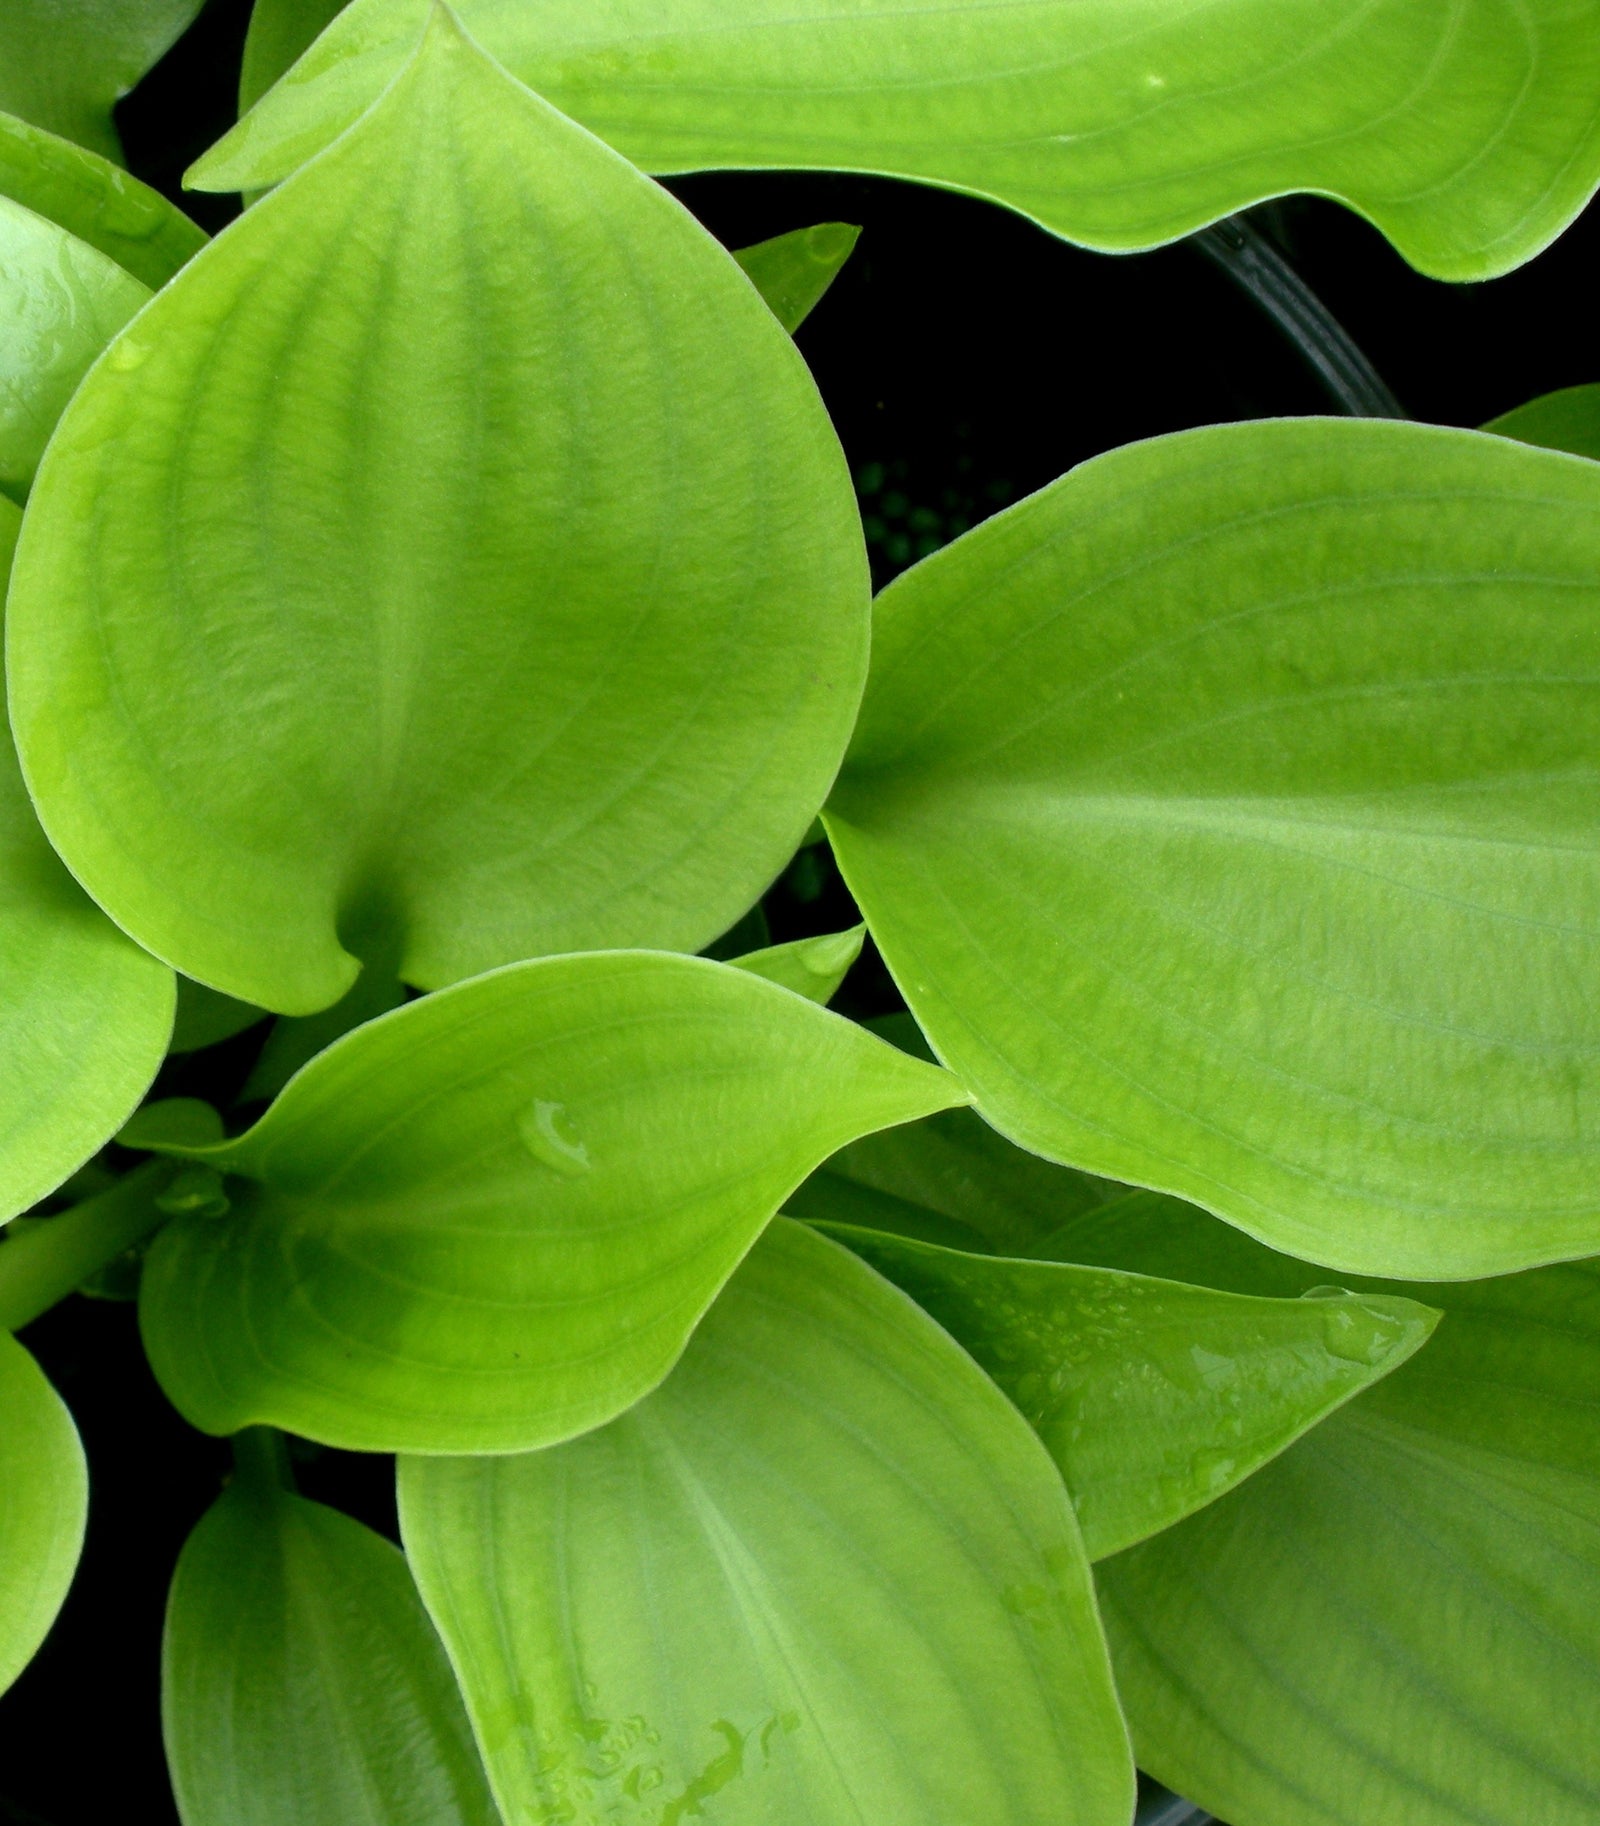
[
  {"left": 734, "top": 222, "right": 859, "bottom": 335},
  {"left": 170, "top": 979, "right": 267, "bottom": 1055},
  {"left": 138, "top": 952, "right": 962, "bottom": 1452},
  {"left": 730, "top": 923, "right": 863, "bottom": 1004},
  {"left": 0, "top": 110, "right": 206, "bottom": 287},
  {"left": 0, "top": 196, "right": 149, "bottom": 501},
  {"left": 0, "top": 1332, "right": 87, "bottom": 1696},
  {"left": 1483, "top": 383, "right": 1600, "bottom": 461},
  {"left": 0, "top": 498, "right": 174, "bottom": 1225},
  {"left": 163, "top": 1440, "right": 497, "bottom": 1826},
  {"left": 820, "top": 1219, "right": 1435, "bottom": 1559},
  {"left": 400, "top": 1219, "right": 1135, "bottom": 1826},
  {"left": 241, "top": 0, "right": 352, "bottom": 113},
  {"left": 11, "top": 10, "right": 868, "bottom": 1017},
  {"left": 0, "top": 1, "right": 205, "bottom": 162},
  {"left": 827, "top": 419, "right": 1600, "bottom": 1280},
  {"left": 193, "top": 0, "right": 1600, "bottom": 280},
  {"left": 1069, "top": 1197, "right": 1600, "bottom": 1826}
]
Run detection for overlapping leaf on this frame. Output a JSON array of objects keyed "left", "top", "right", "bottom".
[
  {"left": 0, "top": 1333, "right": 87, "bottom": 1695},
  {"left": 400, "top": 1219, "right": 1135, "bottom": 1826},
  {"left": 733, "top": 222, "right": 859, "bottom": 336},
  {"left": 823, "top": 1220, "right": 1435, "bottom": 1559},
  {"left": 826, "top": 418, "right": 1600, "bottom": 1280},
  {"left": 0, "top": 1, "right": 205, "bottom": 161},
  {"left": 1054, "top": 1194, "right": 1600, "bottom": 1826},
  {"left": 164, "top": 1438, "right": 497, "bottom": 1826},
  {"left": 10, "top": 11, "right": 868, "bottom": 1016},
  {"left": 195, "top": 0, "right": 1600, "bottom": 280},
  {"left": 730, "top": 924, "right": 862, "bottom": 1004},
  {"left": 0, "top": 500, "right": 174, "bottom": 1224},
  {"left": 137, "top": 952, "right": 961, "bottom": 1451},
  {"left": 1484, "top": 383, "right": 1600, "bottom": 461},
  {"left": 241, "top": 0, "right": 353, "bottom": 113},
  {"left": 0, "top": 111, "right": 205, "bottom": 287},
  {"left": 0, "top": 197, "right": 149, "bottom": 502}
]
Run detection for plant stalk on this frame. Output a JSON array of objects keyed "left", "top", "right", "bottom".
[
  {"left": 1194, "top": 214, "right": 1406, "bottom": 420},
  {"left": 0, "top": 1159, "right": 176, "bottom": 1333},
  {"left": 232, "top": 1425, "right": 295, "bottom": 1494}
]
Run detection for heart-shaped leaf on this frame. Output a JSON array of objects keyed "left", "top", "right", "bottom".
[
  {"left": 163, "top": 1433, "right": 497, "bottom": 1826},
  {"left": 399, "top": 1218, "right": 1135, "bottom": 1826},
  {"left": 194, "top": 0, "right": 1600, "bottom": 281},
  {"left": 137, "top": 951, "right": 961, "bottom": 1452},
  {"left": 10, "top": 10, "right": 868, "bottom": 1016},
  {"left": 0, "top": 499, "right": 174, "bottom": 1225},
  {"left": 826, "top": 418, "right": 1600, "bottom": 1280},
  {"left": 0, "top": 196, "right": 149, "bottom": 502},
  {"left": 1061, "top": 1195, "right": 1600, "bottom": 1826},
  {"left": 1484, "top": 383, "right": 1600, "bottom": 461},
  {"left": 0, "top": 1332, "right": 87, "bottom": 1695},
  {"left": 0, "top": 111, "right": 205, "bottom": 287},
  {"left": 0, "top": 1, "right": 205, "bottom": 161},
  {"left": 821, "top": 1218, "right": 1435, "bottom": 1559}
]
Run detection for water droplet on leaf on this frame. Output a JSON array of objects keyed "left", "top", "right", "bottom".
[{"left": 518, "top": 1099, "right": 592, "bottom": 1177}]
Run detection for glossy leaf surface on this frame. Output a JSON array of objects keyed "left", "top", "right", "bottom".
[
  {"left": 733, "top": 222, "right": 858, "bottom": 335},
  {"left": 401, "top": 1219, "right": 1134, "bottom": 1826},
  {"left": 138, "top": 952, "right": 961, "bottom": 1452},
  {"left": 824, "top": 1220, "right": 1435, "bottom": 1559},
  {"left": 196, "top": 0, "right": 1600, "bottom": 280},
  {"left": 1069, "top": 1197, "right": 1600, "bottom": 1826},
  {"left": 0, "top": 1, "right": 205, "bottom": 161},
  {"left": 0, "top": 110, "right": 206, "bottom": 287},
  {"left": 0, "top": 1333, "right": 87, "bottom": 1696},
  {"left": 0, "top": 499, "right": 174, "bottom": 1224},
  {"left": 164, "top": 1444, "right": 497, "bottom": 1826},
  {"left": 1484, "top": 383, "right": 1600, "bottom": 461},
  {"left": 827, "top": 418, "right": 1600, "bottom": 1280},
  {"left": 0, "top": 196, "right": 149, "bottom": 501},
  {"left": 731, "top": 924, "right": 862, "bottom": 1004},
  {"left": 11, "top": 12, "right": 868, "bottom": 1016}
]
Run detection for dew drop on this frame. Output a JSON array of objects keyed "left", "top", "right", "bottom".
[
  {"left": 518, "top": 1099, "right": 592, "bottom": 1177},
  {"left": 155, "top": 1164, "right": 231, "bottom": 1220},
  {"left": 1300, "top": 1283, "right": 1353, "bottom": 1301},
  {"left": 106, "top": 334, "right": 150, "bottom": 373},
  {"left": 1321, "top": 1305, "right": 1390, "bottom": 1366}
]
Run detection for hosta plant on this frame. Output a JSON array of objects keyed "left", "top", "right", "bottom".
[{"left": 1, "top": 4, "right": 1597, "bottom": 1825}]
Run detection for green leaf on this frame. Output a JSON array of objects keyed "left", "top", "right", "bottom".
[
  {"left": 170, "top": 980, "right": 268, "bottom": 1055},
  {"left": 241, "top": 0, "right": 353, "bottom": 114},
  {"left": 163, "top": 1435, "right": 497, "bottom": 1826},
  {"left": 0, "top": 196, "right": 149, "bottom": 502},
  {"left": 0, "top": 110, "right": 206, "bottom": 288},
  {"left": 192, "top": 0, "right": 1600, "bottom": 281},
  {"left": 734, "top": 223, "right": 858, "bottom": 335},
  {"left": 1483, "top": 383, "right": 1600, "bottom": 461},
  {"left": 10, "top": 10, "right": 868, "bottom": 1017},
  {"left": 399, "top": 1218, "right": 1135, "bottom": 1826},
  {"left": 0, "top": 1, "right": 205, "bottom": 162},
  {"left": 0, "top": 498, "right": 174, "bottom": 1225},
  {"left": 1072, "top": 1200, "right": 1600, "bottom": 1826},
  {"left": 0, "top": 1332, "right": 87, "bottom": 1696},
  {"left": 818, "top": 1218, "right": 1435, "bottom": 1559},
  {"left": 137, "top": 951, "right": 962, "bottom": 1452},
  {"left": 730, "top": 923, "right": 863, "bottom": 1004},
  {"left": 826, "top": 418, "right": 1600, "bottom": 1281}
]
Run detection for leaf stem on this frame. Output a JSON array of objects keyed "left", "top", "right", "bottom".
[
  {"left": 0, "top": 1159, "right": 177, "bottom": 1333},
  {"left": 231, "top": 1426, "right": 295, "bottom": 1495},
  {"left": 1193, "top": 214, "right": 1406, "bottom": 420}
]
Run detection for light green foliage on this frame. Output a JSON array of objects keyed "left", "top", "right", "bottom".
[
  {"left": 0, "top": 196, "right": 150, "bottom": 502},
  {"left": 733, "top": 222, "right": 859, "bottom": 335},
  {"left": 241, "top": 0, "right": 353, "bottom": 113},
  {"left": 822, "top": 1221, "right": 1435, "bottom": 1559},
  {"left": 0, "top": 499, "right": 175, "bottom": 1225},
  {"left": 0, "top": 1, "right": 205, "bottom": 162},
  {"left": 730, "top": 924, "right": 863, "bottom": 1004},
  {"left": 0, "top": 111, "right": 206, "bottom": 287},
  {"left": 193, "top": 0, "right": 1600, "bottom": 280},
  {"left": 163, "top": 1437, "right": 497, "bottom": 1826},
  {"left": 827, "top": 418, "right": 1600, "bottom": 1281},
  {"left": 1064, "top": 1196, "right": 1600, "bottom": 1826},
  {"left": 1484, "top": 382, "right": 1600, "bottom": 460},
  {"left": 400, "top": 1219, "right": 1135, "bottom": 1826},
  {"left": 0, "top": 1333, "right": 87, "bottom": 1695},
  {"left": 10, "top": 12, "right": 868, "bottom": 1016},
  {"left": 137, "top": 952, "right": 962, "bottom": 1451}
]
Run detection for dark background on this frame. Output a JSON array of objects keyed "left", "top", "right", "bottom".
[{"left": 3, "top": 1, "right": 1597, "bottom": 1820}]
